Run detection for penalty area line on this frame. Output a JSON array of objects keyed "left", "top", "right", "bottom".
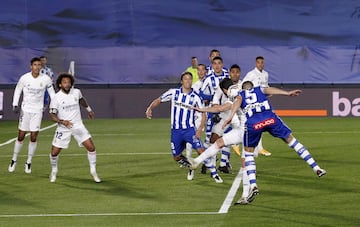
[{"left": 0, "top": 211, "right": 220, "bottom": 218}]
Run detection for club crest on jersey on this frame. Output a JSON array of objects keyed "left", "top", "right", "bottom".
[{"left": 253, "top": 118, "right": 275, "bottom": 130}]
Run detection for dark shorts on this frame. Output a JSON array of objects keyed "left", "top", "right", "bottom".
[
  {"left": 171, "top": 128, "right": 203, "bottom": 156},
  {"left": 243, "top": 112, "right": 292, "bottom": 147}
]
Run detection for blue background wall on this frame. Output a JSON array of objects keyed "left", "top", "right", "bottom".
[{"left": 1, "top": 0, "right": 360, "bottom": 84}]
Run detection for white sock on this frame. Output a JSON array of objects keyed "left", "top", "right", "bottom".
[
  {"left": 194, "top": 143, "right": 220, "bottom": 164},
  {"left": 185, "top": 143, "right": 192, "bottom": 159},
  {"left": 87, "top": 151, "right": 97, "bottom": 174},
  {"left": 27, "top": 141, "right": 37, "bottom": 164},
  {"left": 12, "top": 140, "right": 23, "bottom": 161},
  {"left": 241, "top": 167, "right": 250, "bottom": 198},
  {"left": 49, "top": 154, "right": 59, "bottom": 172},
  {"left": 257, "top": 137, "right": 264, "bottom": 151}
]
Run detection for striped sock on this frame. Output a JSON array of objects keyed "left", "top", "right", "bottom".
[
  {"left": 245, "top": 151, "right": 257, "bottom": 188},
  {"left": 204, "top": 158, "right": 218, "bottom": 177},
  {"left": 288, "top": 138, "right": 319, "bottom": 171},
  {"left": 219, "top": 146, "right": 230, "bottom": 167}
]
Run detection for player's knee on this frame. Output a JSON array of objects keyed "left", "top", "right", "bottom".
[{"left": 215, "top": 138, "right": 225, "bottom": 148}]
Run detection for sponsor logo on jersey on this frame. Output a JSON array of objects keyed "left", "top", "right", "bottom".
[{"left": 253, "top": 117, "right": 275, "bottom": 130}]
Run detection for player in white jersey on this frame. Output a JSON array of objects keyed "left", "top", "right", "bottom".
[
  {"left": 211, "top": 64, "right": 242, "bottom": 174},
  {"left": 146, "top": 72, "right": 223, "bottom": 183},
  {"left": 9, "top": 57, "right": 55, "bottom": 174},
  {"left": 242, "top": 56, "right": 272, "bottom": 157},
  {"left": 48, "top": 73, "right": 101, "bottom": 183}
]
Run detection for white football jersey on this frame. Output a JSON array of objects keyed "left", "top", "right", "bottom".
[
  {"left": 13, "top": 72, "right": 54, "bottom": 113},
  {"left": 242, "top": 67, "right": 269, "bottom": 87},
  {"left": 50, "top": 88, "right": 83, "bottom": 128}
]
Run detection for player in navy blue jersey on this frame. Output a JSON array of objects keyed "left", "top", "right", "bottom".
[
  {"left": 146, "top": 72, "right": 223, "bottom": 183},
  {"left": 224, "top": 81, "right": 327, "bottom": 203}
]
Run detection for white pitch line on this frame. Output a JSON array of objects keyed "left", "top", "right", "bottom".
[
  {"left": 0, "top": 211, "right": 220, "bottom": 218},
  {"left": 0, "top": 123, "right": 57, "bottom": 147},
  {"left": 218, "top": 168, "right": 243, "bottom": 214}
]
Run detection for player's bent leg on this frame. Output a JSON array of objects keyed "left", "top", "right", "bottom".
[{"left": 287, "top": 136, "right": 326, "bottom": 178}]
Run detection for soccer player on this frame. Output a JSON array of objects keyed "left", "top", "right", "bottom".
[
  {"left": 192, "top": 78, "right": 252, "bottom": 203},
  {"left": 40, "top": 56, "right": 55, "bottom": 108},
  {"left": 185, "top": 56, "right": 199, "bottom": 83},
  {"left": 200, "top": 56, "right": 229, "bottom": 174},
  {"left": 184, "top": 63, "right": 207, "bottom": 180},
  {"left": 226, "top": 81, "right": 326, "bottom": 203},
  {"left": 242, "top": 56, "right": 272, "bottom": 156},
  {"left": 48, "top": 73, "right": 101, "bottom": 183},
  {"left": 200, "top": 56, "right": 229, "bottom": 144},
  {"left": 9, "top": 57, "right": 55, "bottom": 174},
  {"left": 145, "top": 72, "right": 223, "bottom": 183},
  {"left": 213, "top": 64, "right": 242, "bottom": 174},
  {"left": 206, "top": 49, "right": 229, "bottom": 75}
]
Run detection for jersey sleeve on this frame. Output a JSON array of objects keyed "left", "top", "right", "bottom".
[
  {"left": 159, "top": 89, "right": 173, "bottom": 102},
  {"left": 12, "top": 76, "right": 25, "bottom": 106},
  {"left": 49, "top": 95, "right": 59, "bottom": 110}
]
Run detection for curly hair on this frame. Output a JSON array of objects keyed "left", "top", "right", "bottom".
[{"left": 55, "top": 73, "right": 74, "bottom": 90}]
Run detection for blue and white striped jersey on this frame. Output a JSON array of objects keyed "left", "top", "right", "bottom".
[
  {"left": 160, "top": 87, "right": 204, "bottom": 129},
  {"left": 200, "top": 70, "right": 229, "bottom": 101},
  {"left": 239, "top": 86, "right": 272, "bottom": 119},
  {"left": 206, "top": 65, "right": 229, "bottom": 75}
]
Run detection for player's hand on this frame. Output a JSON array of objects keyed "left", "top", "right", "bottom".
[
  {"left": 62, "top": 120, "right": 73, "bottom": 129},
  {"left": 145, "top": 108, "right": 152, "bottom": 119},
  {"left": 12, "top": 106, "right": 20, "bottom": 114},
  {"left": 289, "top": 89, "right": 302, "bottom": 96},
  {"left": 88, "top": 111, "right": 95, "bottom": 119},
  {"left": 222, "top": 118, "right": 231, "bottom": 129}
]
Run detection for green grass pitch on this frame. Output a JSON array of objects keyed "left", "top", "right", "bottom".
[{"left": 0, "top": 118, "right": 359, "bottom": 226}]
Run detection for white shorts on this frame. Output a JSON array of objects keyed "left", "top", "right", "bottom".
[
  {"left": 52, "top": 123, "right": 91, "bottom": 149},
  {"left": 18, "top": 111, "right": 43, "bottom": 132},
  {"left": 223, "top": 126, "right": 244, "bottom": 146}
]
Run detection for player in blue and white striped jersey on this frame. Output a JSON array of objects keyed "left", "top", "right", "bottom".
[
  {"left": 184, "top": 63, "right": 207, "bottom": 174},
  {"left": 224, "top": 81, "right": 327, "bottom": 203},
  {"left": 200, "top": 56, "right": 229, "bottom": 162},
  {"left": 40, "top": 56, "right": 55, "bottom": 109},
  {"left": 146, "top": 72, "right": 223, "bottom": 183},
  {"left": 206, "top": 49, "right": 229, "bottom": 75}
]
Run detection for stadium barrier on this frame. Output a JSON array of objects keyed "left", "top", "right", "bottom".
[{"left": 0, "top": 85, "right": 359, "bottom": 120}]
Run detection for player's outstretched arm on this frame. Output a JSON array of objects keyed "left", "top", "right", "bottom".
[
  {"left": 194, "top": 103, "right": 232, "bottom": 113},
  {"left": 264, "top": 87, "right": 302, "bottom": 96},
  {"left": 146, "top": 98, "right": 161, "bottom": 119}
]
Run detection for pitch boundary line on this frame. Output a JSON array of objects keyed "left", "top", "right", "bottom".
[{"left": 0, "top": 211, "right": 220, "bottom": 218}]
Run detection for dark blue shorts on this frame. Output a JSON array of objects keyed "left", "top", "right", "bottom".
[
  {"left": 243, "top": 112, "right": 292, "bottom": 147},
  {"left": 170, "top": 128, "right": 203, "bottom": 156}
]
